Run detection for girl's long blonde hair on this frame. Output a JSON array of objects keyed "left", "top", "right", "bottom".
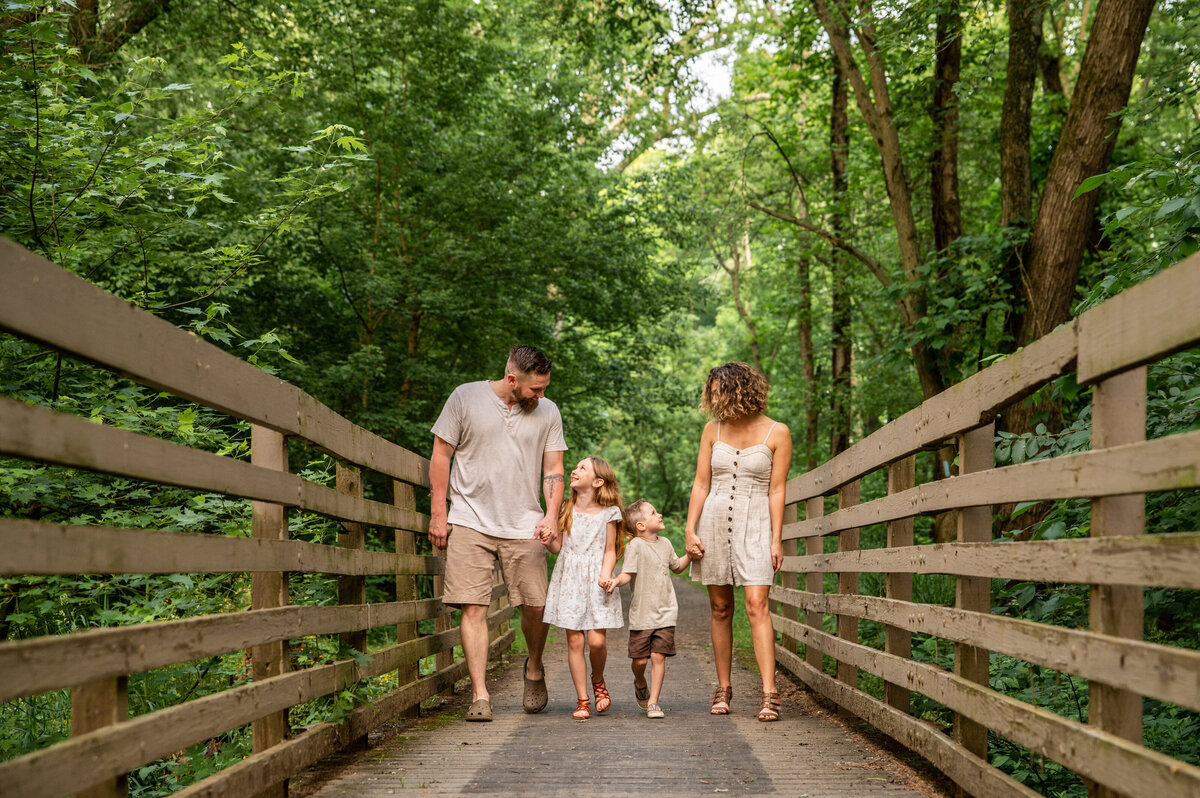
[{"left": 558, "top": 457, "right": 626, "bottom": 557}]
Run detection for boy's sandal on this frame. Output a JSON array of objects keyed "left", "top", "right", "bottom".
[
  {"left": 710, "top": 685, "right": 732, "bottom": 715},
  {"left": 634, "top": 680, "right": 651, "bottom": 710},
  {"left": 646, "top": 703, "right": 665, "bottom": 719},
  {"left": 758, "top": 691, "right": 781, "bottom": 722},
  {"left": 465, "top": 698, "right": 493, "bottom": 722},
  {"left": 572, "top": 698, "right": 591, "bottom": 720},
  {"left": 592, "top": 679, "right": 611, "bottom": 714}
]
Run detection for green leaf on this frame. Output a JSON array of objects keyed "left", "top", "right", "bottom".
[{"left": 1073, "top": 173, "right": 1108, "bottom": 197}]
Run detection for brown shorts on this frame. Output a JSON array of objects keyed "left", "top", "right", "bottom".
[
  {"left": 628, "top": 626, "right": 676, "bottom": 658},
  {"left": 442, "top": 524, "right": 548, "bottom": 608}
]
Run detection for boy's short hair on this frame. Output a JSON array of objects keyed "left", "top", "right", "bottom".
[
  {"left": 623, "top": 498, "right": 651, "bottom": 535},
  {"left": 506, "top": 345, "right": 553, "bottom": 376}
]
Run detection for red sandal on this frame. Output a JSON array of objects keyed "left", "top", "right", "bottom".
[
  {"left": 592, "top": 679, "right": 611, "bottom": 714},
  {"left": 572, "top": 697, "right": 590, "bottom": 720}
]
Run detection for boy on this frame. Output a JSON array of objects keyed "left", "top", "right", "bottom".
[{"left": 601, "top": 499, "right": 692, "bottom": 718}]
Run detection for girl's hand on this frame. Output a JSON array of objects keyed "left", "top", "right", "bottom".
[
  {"left": 685, "top": 532, "right": 705, "bottom": 559},
  {"left": 598, "top": 578, "right": 614, "bottom": 594},
  {"left": 771, "top": 539, "right": 784, "bottom": 572}
]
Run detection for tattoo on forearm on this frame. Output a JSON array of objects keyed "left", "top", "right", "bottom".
[{"left": 543, "top": 473, "right": 564, "bottom": 500}]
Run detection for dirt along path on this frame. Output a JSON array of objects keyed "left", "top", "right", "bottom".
[{"left": 294, "top": 576, "right": 950, "bottom": 797}]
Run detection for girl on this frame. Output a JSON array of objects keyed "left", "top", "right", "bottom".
[
  {"left": 542, "top": 456, "right": 625, "bottom": 719},
  {"left": 684, "top": 362, "right": 793, "bottom": 722}
]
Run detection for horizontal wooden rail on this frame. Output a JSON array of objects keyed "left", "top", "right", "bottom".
[
  {"left": 776, "top": 614, "right": 1200, "bottom": 798},
  {"left": 0, "top": 397, "right": 429, "bottom": 533},
  {"left": 174, "top": 628, "right": 514, "bottom": 798},
  {"left": 780, "top": 532, "right": 1200, "bottom": 588},
  {"left": 785, "top": 322, "right": 1078, "bottom": 503},
  {"left": 783, "top": 431, "right": 1200, "bottom": 540},
  {"left": 775, "top": 646, "right": 1041, "bottom": 798},
  {"left": 0, "top": 519, "right": 445, "bottom": 576},
  {"left": 0, "top": 238, "right": 430, "bottom": 488},
  {"left": 0, "top": 609, "right": 512, "bottom": 798},
  {"left": 0, "top": 585, "right": 506, "bottom": 703},
  {"left": 771, "top": 586, "right": 1200, "bottom": 712}
]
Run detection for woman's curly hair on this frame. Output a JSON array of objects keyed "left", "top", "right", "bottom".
[{"left": 700, "top": 361, "right": 769, "bottom": 421}]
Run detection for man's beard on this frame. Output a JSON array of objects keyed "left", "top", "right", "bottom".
[{"left": 518, "top": 396, "right": 539, "bottom": 412}]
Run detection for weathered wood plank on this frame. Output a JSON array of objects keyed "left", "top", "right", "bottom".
[
  {"left": 770, "top": 586, "right": 1200, "bottom": 714},
  {"left": 0, "top": 519, "right": 443, "bottom": 576},
  {"left": 776, "top": 645, "right": 1042, "bottom": 798},
  {"left": 0, "top": 238, "right": 430, "bottom": 487},
  {"left": 335, "top": 464, "right": 368, "bottom": 753},
  {"left": 172, "top": 628, "right": 514, "bottom": 798},
  {"left": 781, "top": 532, "right": 1200, "bottom": 588},
  {"left": 1089, "top": 367, "right": 1147, "bottom": 798},
  {"left": 0, "top": 597, "right": 451, "bottom": 703},
  {"left": 955, "top": 424, "right": 992, "bottom": 760},
  {"left": 779, "top": 503, "right": 800, "bottom": 654},
  {"left": 804, "top": 496, "right": 824, "bottom": 671},
  {"left": 393, "top": 481, "right": 419, "bottom": 713},
  {"left": 836, "top": 481, "right": 860, "bottom": 699},
  {"left": 1077, "top": 251, "right": 1200, "bottom": 384},
  {"left": 885, "top": 456, "right": 915, "bottom": 714},
  {"left": 0, "top": 397, "right": 429, "bottom": 532},
  {"left": 775, "top": 615, "right": 1200, "bottom": 798},
  {"left": 784, "top": 322, "right": 1078, "bottom": 503},
  {"left": 71, "top": 676, "right": 128, "bottom": 798},
  {"left": 782, "top": 429, "right": 1200, "bottom": 541}
]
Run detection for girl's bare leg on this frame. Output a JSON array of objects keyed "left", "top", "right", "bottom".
[
  {"left": 707, "top": 585, "right": 735, "bottom": 690},
  {"left": 744, "top": 585, "right": 777, "bottom": 693},
  {"left": 566, "top": 630, "right": 588, "bottom": 701},
  {"left": 587, "top": 629, "right": 608, "bottom": 683}
]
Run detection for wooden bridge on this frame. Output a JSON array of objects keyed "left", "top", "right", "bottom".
[{"left": 0, "top": 236, "right": 1198, "bottom": 797}]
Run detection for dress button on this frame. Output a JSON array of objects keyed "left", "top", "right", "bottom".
[
  {"left": 728, "top": 506, "right": 733, "bottom": 510},
  {"left": 736, "top": 450, "right": 741, "bottom": 455},
  {"left": 727, "top": 516, "right": 732, "bottom": 521}
]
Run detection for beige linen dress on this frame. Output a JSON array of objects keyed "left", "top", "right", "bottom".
[{"left": 691, "top": 422, "right": 776, "bottom": 586}]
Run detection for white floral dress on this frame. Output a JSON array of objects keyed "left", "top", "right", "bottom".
[{"left": 543, "top": 505, "right": 625, "bottom": 631}]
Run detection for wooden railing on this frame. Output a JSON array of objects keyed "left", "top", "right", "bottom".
[
  {"left": 0, "top": 238, "right": 513, "bottom": 798},
  {"left": 773, "top": 252, "right": 1200, "bottom": 798}
]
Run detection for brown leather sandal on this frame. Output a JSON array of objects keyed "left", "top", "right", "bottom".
[
  {"left": 758, "top": 691, "right": 781, "bottom": 722},
  {"left": 592, "top": 679, "right": 611, "bottom": 714},
  {"left": 572, "top": 697, "right": 591, "bottom": 720},
  {"left": 710, "top": 685, "right": 732, "bottom": 715}
]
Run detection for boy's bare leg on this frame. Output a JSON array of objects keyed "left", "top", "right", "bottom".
[
  {"left": 648, "top": 651, "right": 667, "bottom": 705},
  {"left": 566, "top": 630, "right": 589, "bottom": 700},
  {"left": 520, "top": 603, "right": 549, "bottom": 679},
  {"left": 744, "top": 586, "right": 777, "bottom": 693},
  {"left": 587, "top": 629, "right": 608, "bottom": 683},
  {"left": 460, "top": 604, "right": 491, "bottom": 701},
  {"left": 707, "top": 585, "right": 735, "bottom": 689},
  {"left": 631, "top": 657, "right": 648, "bottom": 690}
]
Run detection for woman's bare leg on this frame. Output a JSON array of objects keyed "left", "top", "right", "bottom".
[
  {"left": 707, "top": 585, "right": 735, "bottom": 689},
  {"left": 744, "top": 585, "right": 777, "bottom": 693}
]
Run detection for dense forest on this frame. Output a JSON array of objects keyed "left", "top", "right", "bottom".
[{"left": 1, "top": 0, "right": 1197, "bottom": 794}]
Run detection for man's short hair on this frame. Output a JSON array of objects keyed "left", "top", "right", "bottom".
[{"left": 506, "top": 345, "right": 553, "bottom": 376}]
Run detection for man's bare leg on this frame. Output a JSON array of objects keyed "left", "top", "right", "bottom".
[
  {"left": 520, "top": 603, "right": 549, "bottom": 679},
  {"left": 459, "top": 604, "right": 491, "bottom": 701}
]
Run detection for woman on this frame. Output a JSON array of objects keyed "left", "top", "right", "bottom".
[{"left": 685, "top": 361, "right": 793, "bottom": 722}]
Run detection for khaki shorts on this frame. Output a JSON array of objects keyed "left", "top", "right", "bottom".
[
  {"left": 442, "top": 524, "right": 548, "bottom": 608},
  {"left": 628, "top": 626, "right": 676, "bottom": 658}
]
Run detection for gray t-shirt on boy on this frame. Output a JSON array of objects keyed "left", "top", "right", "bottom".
[
  {"left": 622, "top": 536, "right": 680, "bottom": 630},
  {"left": 431, "top": 380, "right": 568, "bottom": 540}
]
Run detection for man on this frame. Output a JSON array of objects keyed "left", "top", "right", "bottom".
[{"left": 429, "top": 345, "right": 567, "bottom": 722}]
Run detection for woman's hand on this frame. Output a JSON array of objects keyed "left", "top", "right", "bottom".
[
  {"left": 771, "top": 539, "right": 783, "bottom": 572},
  {"left": 686, "top": 532, "right": 706, "bottom": 560}
]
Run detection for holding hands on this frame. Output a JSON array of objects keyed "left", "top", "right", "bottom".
[
  {"left": 598, "top": 577, "right": 615, "bottom": 594},
  {"left": 685, "top": 531, "right": 705, "bottom": 560}
]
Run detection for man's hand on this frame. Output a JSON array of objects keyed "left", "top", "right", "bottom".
[
  {"left": 534, "top": 514, "right": 557, "bottom": 545},
  {"left": 428, "top": 516, "right": 450, "bottom": 550}
]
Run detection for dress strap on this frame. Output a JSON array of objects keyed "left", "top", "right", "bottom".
[{"left": 762, "top": 421, "right": 778, "bottom": 445}]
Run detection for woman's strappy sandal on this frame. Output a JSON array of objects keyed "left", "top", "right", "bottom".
[
  {"left": 758, "top": 691, "right": 781, "bottom": 722},
  {"left": 592, "top": 679, "right": 611, "bottom": 714},
  {"left": 573, "top": 697, "right": 591, "bottom": 720},
  {"left": 710, "top": 685, "right": 732, "bottom": 715}
]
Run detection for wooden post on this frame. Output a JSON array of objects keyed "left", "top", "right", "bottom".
[
  {"left": 836, "top": 480, "right": 860, "bottom": 709},
  {"left": 1089, "top": 367, "right": 1146, "bottom": 798},
  {"left": 72, "top": 676, "right": 128, "bottom": 798},
  {"left": 432, "top": 545, "right": 453, "bottom": 686},
  {"left": 250, "top": 425, "right": 289, "bottom": 798},
  {"left": 885, "top": 456, "right": 916, "bottom": 714},
  {"left": 779, "top": 503, "right": 799, "bottom": 654},
  {"left": 955, "top": 426, "right": 993, "bottom": 763},
  {"left": 393, "top": 481, "right": 419, "bottom": 717},
  {"left": 804, "top": 496, "right": 824, "bottom": 672},
  {"left": 336, "top": 464, "right": 368, "bottom": 753}
]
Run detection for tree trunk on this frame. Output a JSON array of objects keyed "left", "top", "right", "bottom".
[
  {"left": 1019, "top": 0, "right": 1155, "bottom": 347},
  {"left": 830, "top": 59, "right": 852, "bottom": 456},
  {"left": 930, "top": 6, "right": 963, "bottom": 254},
  {"left": 797, "top": 250, "right": 819, "bottom": 471}
]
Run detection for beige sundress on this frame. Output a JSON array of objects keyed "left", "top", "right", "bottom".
[{"left": 691, "top": 421, "right": 776, "bottom": 586}]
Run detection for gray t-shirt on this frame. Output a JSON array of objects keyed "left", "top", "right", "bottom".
[
  {"left": 431, "top": 381, "right": 568, "bottom": 540},
  {"left": 622, "top": 536, "right": 680, "bottom": 630}
]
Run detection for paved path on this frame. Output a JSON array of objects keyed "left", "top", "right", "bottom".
[{"left": 294, "top": 578, "right": 948, "bottom": 797}]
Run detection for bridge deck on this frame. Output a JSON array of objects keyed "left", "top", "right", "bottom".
[{"left": 294, "top": 579, "right": 948, "bottom": 797}]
